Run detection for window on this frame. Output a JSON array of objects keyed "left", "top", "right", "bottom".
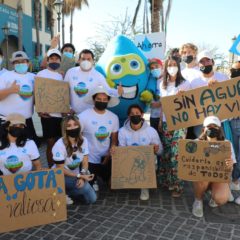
[
  {"left": 32, "top": 0, "right": 42, "bottom": 30},
  {"left": 45, "top": 6, "right": 51, "bottom": 33}
]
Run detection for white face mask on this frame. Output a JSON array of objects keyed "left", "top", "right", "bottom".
[
  {"left": 80, "top": 60, "right": 92, "bottom": 71},
  {"left": 0, "top": 57, "right": 3, "bottom": 66},
  {"left": 167, "top": 66, "right": 178, "bottom": 76}
]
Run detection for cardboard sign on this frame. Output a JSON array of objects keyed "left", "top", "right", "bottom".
[
  {"left": 134, "top": 32, "right": 166, "bottom": 60},
  {"left": 161, "top": 77, "right": 240, "bottom": 130},
  {"left": 178, "top": 139, "right": 232, "bottom": 182},
  {"left": 0, "top": 168, "right": 67, "bottom": 233},
  {"left": 111, "top": 146, "right": 157, "bottom": 189},
  {"left": 35, "top": 77, "right": 70, "bottom": 113},
  {"left": 59, "top": 55, "right": 76, "bottom": 74}
]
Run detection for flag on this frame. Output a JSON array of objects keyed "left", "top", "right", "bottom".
[{"left": 229, "top": 34, "right": 240, "bottom": 56}]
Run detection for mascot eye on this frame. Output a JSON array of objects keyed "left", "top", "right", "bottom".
[
  {"left": 110, "top": 63, "right": 122, "bottom": 75},
  {"left": 129, "top": 59, "right": 140, "bottom": 70}
]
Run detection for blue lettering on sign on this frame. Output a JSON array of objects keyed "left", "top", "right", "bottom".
[{"left": 0, "top": 177, "right": 8, "bottom": 194}]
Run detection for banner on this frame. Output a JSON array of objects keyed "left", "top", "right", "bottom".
[
  {"left": 111, "top": 146, "right": 157, "bottom": 189},
  {"left": 178, "top": 139, "right": 231, "bottom": 182},
  {"left": 0, "top": 169, "right": 67, "bottom": 233},
  {"left": 161, "top": 77, "right": 240, "bottom": 130},
  {"left": 35, "top": 77, "right": 70, "bottom": 113}
]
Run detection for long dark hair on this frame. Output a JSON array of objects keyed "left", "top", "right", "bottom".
[
  {"left": 61, "top": 115, "right": 84, "bottom": 157},
  {"left": 198, "top": 126, "right": 225, "bottom": 141},
  {"left": 162, "top": 56, "right": 185, "bottom": 89},
  {"left": 0, "top": 121, "right": 27, "bottom": 150}
]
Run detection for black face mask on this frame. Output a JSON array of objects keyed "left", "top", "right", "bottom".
[
  {"left": 48, "top": 62, "right": 60, "bottom": 70},
  {"left": 206, "top": 128, "right": 219, "bottom": 138},
  {"left": 200, "top": 65, "right": 213, "bottom": 74},
  {"left": 182, "top": 55, "right": 194, "bottom": 64},
  {"left": 130, "top": 115, "right": 142, "bottom": 125},
  {"left": 231, "top": 69, "right": 240, "bottom": 78},
  {"left": 66, "top": 127, "right": 80, "bottom": 138},
  {"left": 95, "top": 101, "right": 108, "bottom": 111},
  {"left": 9, "top": 126, "right": 25, "bottom": 138},
  {"left": 172, "top": 56, "right": 181, "bottom": 63}
]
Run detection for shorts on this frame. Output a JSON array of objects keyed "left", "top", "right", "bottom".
[{"left": 41, "top": 117, "right": 62, "bottom": 139}]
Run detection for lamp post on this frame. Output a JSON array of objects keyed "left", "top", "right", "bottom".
[
  {"left": 53, "top": 0, "right": 63, "bottom": 34},
  {"left": 232, "top": 35, "right": 237, "bottom": 64},
  {"left": 2, "top": 23, "right": 9, "bottom": 69}
]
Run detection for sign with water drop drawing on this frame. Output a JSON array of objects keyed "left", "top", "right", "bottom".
[
  {"left": 35, "top": 77, "right": 70, "bottom": 113},
  {"left": 111, "top": 145, "right": 157, "bottom": 189},
  {"left": 0, "top": 168, "right": 67, "bottom": 233},
  {"left": 134, "top": 32, "right": 166, "bottom": 60}
]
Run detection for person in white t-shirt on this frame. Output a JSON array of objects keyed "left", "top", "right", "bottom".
[
  {"left": 118, "top": 104, "right": 163, "bottom": 200},
  {"left": 78, "top": 85, "right": 120, "bottom": 191},
  {"left": 52, "top": 115, "right": 96, "bottom": 204},
  {"left": 0, "top": 48, "right": 7, "bottom": 76},
  {"left": 0, "top": 113, "right": 41, "bottom": 176},
  {"left": 0, "top": 51, "right": 39, "bottom": 146},
  {"left": 64, "top": 49, "right": 123, "bottom": 114},
  {"left": 192, "top": 116, "right": 235, "bottom": 218},
  {"left": 36, "top": 49, "right": 63, "bottom": 167}
]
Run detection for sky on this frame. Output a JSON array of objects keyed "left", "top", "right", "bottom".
[{"left": 64, "top": 0, "right": 239, "bottom": 57}]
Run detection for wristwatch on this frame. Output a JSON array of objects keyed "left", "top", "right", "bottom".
[{"left": 76, "top": 173, "right": 81, "bottom": 179}]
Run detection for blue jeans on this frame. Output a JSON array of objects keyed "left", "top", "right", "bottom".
[{"left": 65, "top": 176, "right": 97, "bottom": 204}]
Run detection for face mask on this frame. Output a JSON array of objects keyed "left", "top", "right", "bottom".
[
  {"left": 95, "top": 101, "right": 108, "bottom": 111},
  {"left": 63, "top": 52, "right": 74, "bottom": 59},
  {"left": 66, "top": 127, "right": 80, "bottom": 138},
  {"left": 80, "top": 60, "right": 92, "bottom": 71},
  {"left": 231, "top": 69, "right": 240, "bottom": 78},
  {"left": 0, "top": 57, "right": 3, "bottom": 66},
  {"left": 9, "top": 126, "right": 25, "bottom": 138},
  {"left": 151, "top": 68, "right": 161, "bottom": 79},
  {"left": 167, "top": 66, "right": 178, "bottom": 76},
  {"left": 182, "top": 55, "right": 194, "bottom": 64},
  {"left": 48, "top": 62, "right": 60, "bottom": 70},
  {"left": 206, "top": 128, "right": 219, "bottom": 138},
  {"left": 130, "top": 115, "right": 142, "bottom": 125},
  {"left": 200, "top": 65, "right": 213, "bottom": 74},
  {"left": 172, "top": 56, "right": 181, "bottom": 63},
  {"left": 14, "top": 63, "right": 28, "bottom": 74}
]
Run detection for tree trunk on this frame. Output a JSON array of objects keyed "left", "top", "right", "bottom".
[
  {"left": 132, "top": 0, "right": 142, "bottom": 34},
  {"left": 70, "top": 9, "right": 73, "bottom": 44},
  {"left": 151, "top": 0, "right": 161, "bottom": 32},
  {"left": 17, "top": 0, "right": 23, "bottom": 51},
  {"left": 62, "top": 12, "right": 65, "bottom": 45},
  {"left": 50, "top": 8, "right": 54, "bottom": 38},
  {"left": 34, "top": 0, "right": 41, "bottom": 57}
]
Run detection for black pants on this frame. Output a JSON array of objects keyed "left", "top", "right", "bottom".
[
  {"left": 88, "top": 161, "right": 111, "bottom": 184},
  {"left": 26, "top": 118, "right": 40, "bottom": 147}
]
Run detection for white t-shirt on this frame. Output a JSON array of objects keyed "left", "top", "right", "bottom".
[
  {"left": 78, "top": 108, "right": 119, "bottom": 164},
  {"left": 64, "top": 67, "right": 118, "bottom": 114},
  {"left": 36, "top": 69, "right": 63, "bottom": 118},
  {"left": 118, "top": 120, "right": 163, "bottom": 155},
  {"left": 0, "top": 71, "right": 35, "bottom": 118},
  {"left": 0, "top": 140, "right": 40, "bottom": 175},
  {"left": 0, "top": 68, "right": 7, "bottom": 76},
  {"left": 150, "top": 78, "right": 162, "bottom": 118},
  {"left": 52, "top": 137, "right": 89, "bottom": 174},
  {"left": 190, "top": 71, "right": 228, "bottom": 89},
  {"left": 181, "top": 66, "right": 201, "bottom": 83}
]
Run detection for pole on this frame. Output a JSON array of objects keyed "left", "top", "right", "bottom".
[
  {"left": 6, "top": 34, "right": 9, "bottom": 69},
  {"left": 57, "top": 12, "right": 61, "bottom": 33}
]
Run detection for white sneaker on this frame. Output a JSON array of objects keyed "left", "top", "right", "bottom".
[
  {"left": 192, "top": 199, "right": 203, "bottom": 218},
  {"left": 228, "top": 191, "right": 235, "bottom": 202},
  {"left": 93, "top": 181, "right": 99, "bottom": 192},
  {"left": 66, "top": 195, "right": 73, "bottom": 205},
  {"left": 209, "top": 198, "right": 218, "bottom": 208},
  {"left": 140, "top": 189, "right": 149, "bottom": 200},
  {"left": 230, "top": 182, "right": 240, "bottom": 191},
  {"left": 235, "top": 196, "right": 240, "bottom": 205}
]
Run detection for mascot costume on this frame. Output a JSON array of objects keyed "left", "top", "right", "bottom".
[{"left": 96, "top": 35, "right": 157, "bottom": 125}]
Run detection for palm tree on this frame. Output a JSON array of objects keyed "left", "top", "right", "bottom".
[
  {"left": 44, "top": 0, "right": 55, "bottom": 38},
  {"left": 17, "top": 0, "right": 23, "bottom": 51},
  {"left": 34, "top": 0, "right": 41, "bottom": 57}
]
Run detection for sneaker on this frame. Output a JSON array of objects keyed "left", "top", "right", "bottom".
[
  {"left": 93, "top": 181, "right": 99, "bottom": 192},
  {"left": 235, "top": 196, "right": 240, "bottom": 205},
  {"left": 228, "top": 191, "right": 235, "bottom": 202},
  {"left": 209, "top": 198, "right": 218, "bottom": 208},
  {"left": 140, "top": 189, "right": 149, "bottom": 200},
  {"left": 192, "top": 199, "right": 203, "bottom": 218},
  {"left": 66, "top": 195, "right": 73, "bottom": 205},
  {"left": 230, "top": 182, "right": 240, "bottom": 191}
]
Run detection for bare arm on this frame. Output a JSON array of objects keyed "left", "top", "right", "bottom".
[{"left": 32, "top": 159, "right": 42, "bottom": 170}]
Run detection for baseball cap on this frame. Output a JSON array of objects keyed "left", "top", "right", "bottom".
[
  {"left": 148, "top": 58, "right": 163, "bottom": 67},
  {"left": 6, "top": 113, "right": 26, "bottom": 126},
  {"left": 10, "top": 51, "right": 29, "bottom": 63},
  {"left": 47, "top": 49, "right": 61, "bottom": 58},
  {"left": 197, "top": 50, "right": 213, "bottom": 62},
  {"left": 203, "top": 116, "right": 221, "bottom": 128}
]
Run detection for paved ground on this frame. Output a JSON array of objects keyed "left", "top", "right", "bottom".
[{"left": 1, "top": 142, "right": 240, "bottom": 239}]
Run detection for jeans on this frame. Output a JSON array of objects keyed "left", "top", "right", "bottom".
[{"left": 65, "top": 176, "right": 97, "bottom": 204}]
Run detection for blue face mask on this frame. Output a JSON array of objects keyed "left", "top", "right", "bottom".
[
  {"left": 14, "top": 63, "right": 28, "bottom": 74},
  {"left": 151, "top": 68, "right": 161, "bottom": 79},
  {"left": 63, "top": 52, "right": 74, "bottom": 59}
]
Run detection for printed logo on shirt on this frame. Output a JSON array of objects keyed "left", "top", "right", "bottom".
[
  {"left": 91, "top": 120, "right": 98, "bottom": 125},
  {"left": 95, "top": 126, "right": 109, "bottom": 142},
  {"left": 67, "top": 155, "right": 81, "bottom": 170},
  {"left": 108, "top": 120, "right": 112, "bottom": 125},
  {"left": 89, "top": 78, "right": 93, "bottom": 82},
  {"left": 132, "top": 143, "right": 139, "bottom": 146},
  {"left": 19, "top": 84, "right": 33, "bottom": 101},
  {"left": 74, "top": 82, "right": 88, "bottom": 97},
  {"left": 73, "top": 76, "right": 78, "bottom": 81},
  {"left": 4, "top": 155, "right": 23, "bottom": 173}
]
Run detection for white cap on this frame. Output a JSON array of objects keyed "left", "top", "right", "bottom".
[
  {"left": 47, "top": 49, "right": 61, "bottom": 58},
  {"left": 84, "top": 85, "right": 119, "bottom": 108},
  {"left": 197, "top": 50, "right": 213, "bottom": 62},
  {"left": 203, "top": 116, "right": 221, "bottom": 127},
  {"left": 10, "top": 51, "right": 29, "bottom": 63}
]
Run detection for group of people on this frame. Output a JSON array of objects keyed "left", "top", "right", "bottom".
[{"left": 0, "top": 38, "right": 240, "bottom": 219}]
